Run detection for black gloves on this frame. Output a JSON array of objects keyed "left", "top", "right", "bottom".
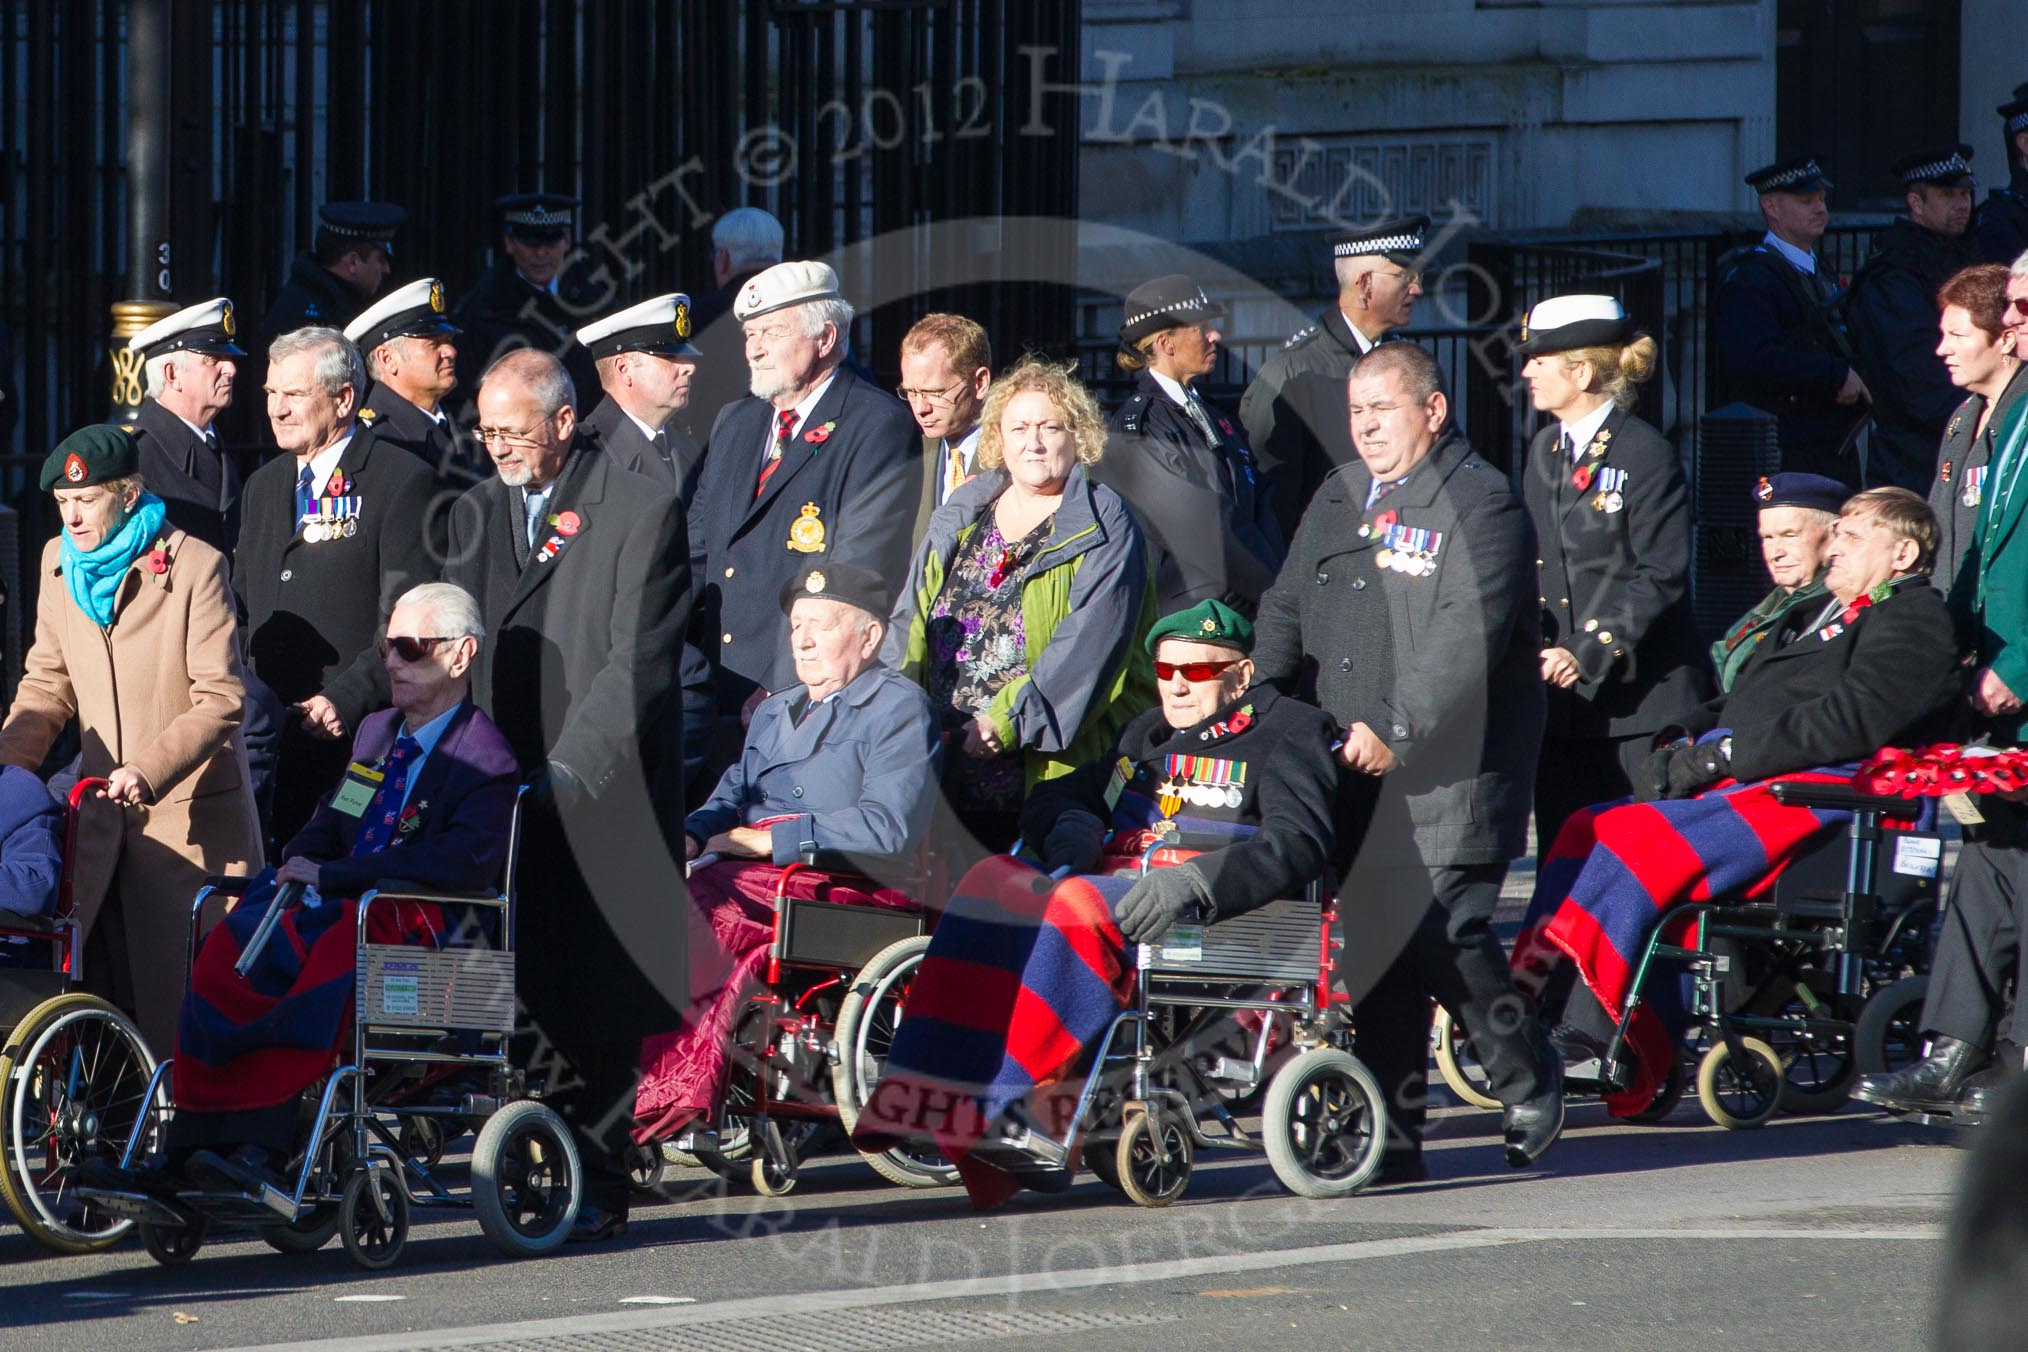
[
  {"left": 1636, "top": 741, "right": 1731, "bottom": 803},
  {"left": 1041, "top": 810, "right": 1106, "bottom": 874},
  {"left": 1114, "top": 862, "right": 1215, "bottom": 944}
]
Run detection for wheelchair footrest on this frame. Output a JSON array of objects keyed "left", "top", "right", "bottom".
[{"left": 73, "top": 1187, "right": 187, "bottom": 1226}]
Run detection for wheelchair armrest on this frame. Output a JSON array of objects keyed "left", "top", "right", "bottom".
[
  {"left": 795, "top": 847, "right": 919, "bottom": 878},
  {"left": 359, "top": 879, "right": 505, "bottom": 905},
  {"left": 199, "top": 874, "right": 263, "bottom": 893},
  {"left": 1768, "top": 781, "right": 1923, "bottom": 819}
]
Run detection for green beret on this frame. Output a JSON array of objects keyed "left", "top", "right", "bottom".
[
  {"left": 41, "top": 424, "right": 139, "bottom": 492},
  {"left": 1145, "top": 597, "right": 1253, "bottom": 656}
]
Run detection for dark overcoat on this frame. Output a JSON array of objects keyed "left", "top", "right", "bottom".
[
  {"left": 1846, "top": 219, "right": 1974, "bottom": 490},
  {"left": 258, "top": 253, "right": 363, "bottom": 345},
  {"left": 1239, "top": 308, "right": 1368, "bottom": 539},
  {"left": 1712, "top": 243, "right": 1864, "bottom": 479},
  {"left": 1972, "top": 181, "right": 2028, "bottom": 267},
  {"left": 1522, "top": 405, "right": 1712, "bottom": 739},
  {"left": 1253, "top": 430, "right": 1543, "bottom": 868},
  {"left": 450, "top": 261, "right": 600, "bottom": 410},
  {"left": 1929, "top": 364, "right": 2028, "bottom": 595},
  {"left": 130, "top": 396, "right": 240, "bottom": 554},
  {"left": 583, "top": 394, "right": 703, "bottom": 502}
]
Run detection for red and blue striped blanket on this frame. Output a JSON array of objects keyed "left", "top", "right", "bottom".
[
  {"left": 853, "top": 854, "right": 1138, "bottom": 1208},
  {"left": 1509, "top": 769, "right": 1852, "bottom": 1115}
]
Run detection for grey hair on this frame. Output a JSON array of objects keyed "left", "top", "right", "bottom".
[
  {"left": 142, "top": 350, "right": 183, "bottom": 399},
  {"left": 268, "top": 327, "right": 366, "bottom": 400},
  {"left": 395, "top": 581, "right": 486, "bottom": 643},
  {"left": 1332, "top": 254, "right": 1383, "bottom": 294},
  {"left": 794, "top": 297, "right": 856, "bottom": 349},
  {"left": 2011, "top": 248, "right": 2028, "bottom": 284},
  {"left": 482, "top": 348, "right": 577, "bottom": 418},
  {"left": 712, "top": 207, "right": 785, "bottom": 269}
]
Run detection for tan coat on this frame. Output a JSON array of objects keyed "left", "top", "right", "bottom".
[{"left": 0, "top": 528, "right": 262, "bottom": 1047}]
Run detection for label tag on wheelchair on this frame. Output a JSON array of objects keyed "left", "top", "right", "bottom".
[
  {"left": 1152, "top": 922, "right": 1203, "bottom": 962},
  {"left": 1892, "top": 834, "right": 1942, "bottom": 879},
  {"left": 1942, "top": 792, "right": 1985, "bottom": 827},
  {"left": 331, "top": 762, "right": 385, "bottom": 818},
  {"left": 380, "top": 960, "right": 420, "bottom": 1016}
]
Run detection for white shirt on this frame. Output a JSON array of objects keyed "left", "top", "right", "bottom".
[
  {"left": 169, "top": 409, "right": 216, "bottom": 443},
  {"left": 1148, "top": 368, "right": 1196, "bottom": 410},
  {"left": 622, "top": 407, "right": 662, "bottom": 443},
  {"left": 1339, "top": 308, "right": 1380, "bottom": 354},
  {"left": 1558, "top": 400, "right": 1615, "bottom": 457},
  {"left": 301, "top": 434, "right": 354, "bottom": 498},
  {"left": 516, "top": 270, "right": 560, "bottom": 297},
  {"left": 761, "top": 369, "right": 842, "bottom": 464},
  {"left": 1762, "top": 230, "right": 1817, "bottom": 275},
  {"left": 937, "top": 424, "right": 983, "bottom": 504}
]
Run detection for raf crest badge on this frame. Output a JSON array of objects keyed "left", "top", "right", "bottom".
[{"left": 787, "top": 502, "right": 827, "bottom": 553}]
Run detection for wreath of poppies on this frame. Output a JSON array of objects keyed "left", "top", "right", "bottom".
[{"left": 1853, "top": 743, "right": 2028, "bottom": 798}]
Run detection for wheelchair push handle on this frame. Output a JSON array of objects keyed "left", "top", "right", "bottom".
[{"left": 232, "top": 880, "right": 308, "bottom": 978}]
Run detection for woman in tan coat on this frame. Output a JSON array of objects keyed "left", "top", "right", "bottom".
[{"left": 0, "top": 425, "right": 261, "bottom": 1049}]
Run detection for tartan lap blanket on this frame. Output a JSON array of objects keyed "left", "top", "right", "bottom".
[{"left": 1509, "top": 766, "right": 1854, "bottom": 1117}]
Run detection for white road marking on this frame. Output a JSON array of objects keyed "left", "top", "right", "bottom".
[
  {"left": 617, "top": 1296, "right": 697, "bottom": 1306},
  {"left": 333, "top": 1294, "right": 407, "bottom": 1304},
  {"left": 206, "top": 1224, "right": 1939, "bottom": 1352}
]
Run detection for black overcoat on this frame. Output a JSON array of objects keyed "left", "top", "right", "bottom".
[
  {"left": 1521, "top": 406, "right": 1712, "bottom": 739},
  {"left": 451, "top": 260, "right": 601, "bottom": 409},
  {"left": 1239, "top": 308, "right": 1367, "bottom": 539},
  {"left": 130, "top": 396, "right": 239, "bottom": 554},
  {"left": 1253, "top": 430, "right": 1544, "bottom": 868},
  {"left": 1712, "top": 244, "right": 1864, "bottom": 479},
  {"left": 583, "top": 395, "right": 702, "bottom": 502},
  {"left": 1097, "top": 369, "right": 1285, "bottom": 614},
  {"left": 1846, "top": 219, "right": 1974, "bottom": 491},
  {"left": 689, "top": 364, "right": 921, "bottom": 712},
  {"left": 1929, "top": 365, "right": 2028, "bottom": 596}
]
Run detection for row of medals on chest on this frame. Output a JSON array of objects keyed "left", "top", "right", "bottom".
[{"left": 301, "top": 473, "right": 359, "bottom": 543}]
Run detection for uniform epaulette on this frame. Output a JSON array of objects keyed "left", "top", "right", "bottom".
[
  {"left": 1282, "top": 324, "right": 1319, "bottom": 350},
  {"left": 1119, "top": 392, "right": 1147, "bottom": 434}
]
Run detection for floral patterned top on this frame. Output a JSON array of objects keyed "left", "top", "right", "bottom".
[{"left": 925, "top": 511, "right": 1055, "bottom": 812}]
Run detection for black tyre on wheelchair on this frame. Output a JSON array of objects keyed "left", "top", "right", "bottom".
[
  {"left": 1854, "top": 975, "right": 1928, "bottom": 1076},
  {"left": 1262, "top": 1046, "right": 1386, "bottom": 1198},
  {"left": 138, "top": 1213, "right": 206, "bottom": 1266},
  {"left": 471, "top": 1099, "right": 580, "bottom": 1255},
  {"left": 1115, "top": 1103, "right": 1192, "bottom": 1207},
  {"left": 832, "top": 934, "right": 960, "bottom": 1190},
  {"left": 1695, "top": 1035, "right": 1784, "bottom": 1129},
  {"left": 340, "top": 1165, "right": 410, "bottom": 1270}
]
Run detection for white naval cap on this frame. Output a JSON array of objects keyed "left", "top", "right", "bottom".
[
  {"left": 1515, "top": 294, "right": 1635, "bottom": 355},
  {"left": 575, "top": 292, "right": 700, "bottom": 359},
  {"left": 732, "top": 260, "right": 843, "bottom": 323},
  {"left": 127, "top": 297, "right": 246, "bottom": 359},
  {"left": 343, "top": 277, "right": 459, "bottom": 354}
]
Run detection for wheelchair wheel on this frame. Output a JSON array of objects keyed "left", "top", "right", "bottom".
[
  {"left": 1747, "top": 973, "right": 1858, "bottom": 1115},
  {"left": 1855, "top": 975, "right": 1929, "bottom": 1075},
  {"left": 1081, "top": 1137, "right": 1123, "bottom": 1191},
  {"left": 397, "top": 1116, "right": 447, "bottom": 1170},
  {"left": 1430, "top": 1007, "right": 1503, "bottom": 1112},
  {"left": 1115, "top": 1105, "right": 1192, "bottom": 1207},
  {"left": 138, "top": 1215, "right": 205, "bottom": 1266},
  {"left": 472, "top": 1100, "right": 580, "bottom": 1256},
  {"left": 832, "top": 935, "right": 960, "bottom": 1190},
  {"left": 1625, "top": 1054, "right": 1688, "bottom": 1124},
  {"left": 1695, "top": 1036, "right": 1783, "bottom": 1129},
  {"left": 340, "top": 1166, "right": 409, "bottom": 1271},
  {"left": 0, "top": 992, "right": 158, "bottom": 1254},
  {"left": 626, "top": 1141, "right": 665, "bottom": 1195},
  {"left": 1263, "top": 1047, "right": 1386, "bottom": 1198},
  {"left": 259, "top": 1204, "right": 341, "bottom": 1254}
]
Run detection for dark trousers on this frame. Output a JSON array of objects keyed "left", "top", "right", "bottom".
[
  {"left": 268, "top": 721, "right": 350, "bottom": 861},
  {"left": 1534, "top": 733, "right": 1651, "bottom": 859},
  {"left": 1924, "top": 836, "right": 2028, "bottom": 1048},
  {"left": 1352, "top": 863, "right": 1550, "bottom": 1161}
]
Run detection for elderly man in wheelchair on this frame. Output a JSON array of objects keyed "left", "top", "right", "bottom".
[
  {"left": 855, "top": 598, "right": 1373, "bottom": 1207},
  {"left": 632, "top": 561, "right": 941, "bottom": 1152},
  {"left": 1512, "top": 487, "right": 1963, "bottom": 1116},
  {"left": 82, "top": 581, "right": 520, "bottom": 1205}
]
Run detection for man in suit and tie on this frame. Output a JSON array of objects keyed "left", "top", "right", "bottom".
[
  {"left": 897, "top": 313, "right": 992, "bottom": 541},
  {"left": 124, "top": 298, "right": 247, "bottom": 553},
  {"left": 688, "top": 260, "right": 921, "bottom": 771},
  {"left": 577, "top": 293, "right": 705, "bottom": 500},
  {"left": 236, "top": 327, "right": 436, "bottom": 850},
  {"left": 443, "top": 348, "right": 699, "bottom": 1239},
  {"left": 346, "top": 276, "right": 470, "bottom": 480}
]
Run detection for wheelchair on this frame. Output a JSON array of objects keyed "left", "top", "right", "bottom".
[
  {"left": 650, "top": 845, "right": 958, "bottom": 1197},
  {"left": 960, "top": 841, "right": 1388, "bottom": 1206},
  {"left": 1435, "top": 781, "right": 1940, "bottom": 1129},
  {"left": 0, "top": 778, "right": 160, "bottom": 1254},
  {"left": 80, "top": 789, "right": 586, "bottom": 1270}
]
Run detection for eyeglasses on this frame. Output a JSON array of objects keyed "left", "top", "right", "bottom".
[
  {"left": 2007, "top": 295, "right": 2028, "bottom": 316},
  {"left": 1154, "top": 659, "right": 1242, "bottom": 682},
  {"left": 380, "top": 635, "right": 453, "bottom": 662},
  {"left": 472, "top": 423, "right": 551, "bottom": 447},
  {"left": 895, "top": 378, "right": 971, "bottom": 406}
]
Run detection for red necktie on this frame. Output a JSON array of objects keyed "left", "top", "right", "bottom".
[{"left": 758, "top": 409, "right": 796, "bottom": 497}]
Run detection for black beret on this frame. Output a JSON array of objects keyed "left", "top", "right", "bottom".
[
  {"left": 42, "top": 424, "right": 140, "bottom": 491},
  {"left": 779, "top": 561, "right": 890, "bottom": 620},
  {"left": 1753, "top": 472, "right": 1850, "bottom": 514}
]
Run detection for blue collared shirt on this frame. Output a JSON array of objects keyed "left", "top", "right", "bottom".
[
  {"left": 393, "top": 703, "right": 461, "bottom": 812},
  {"left": 1761, "top": 230, "right": 1816, "bottom": 275}
]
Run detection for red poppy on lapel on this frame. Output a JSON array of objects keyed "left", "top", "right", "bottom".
[
  {"left": 396, "top": 801, "right": 425, "bottom": 837},
  {"left": 805, "top": 420, "right": 837, "bottom": 445},
  {"left": 554, "top": 509, "right": 582, "bottom": 537},
  {"left": 1216, "top": 416, "right": 1234, "bottom": 436},
  {"left": 327, "top": 469, "right": 348, "bottom": 496},
  {"left": 1374, "top": 509, "right": 1399, "bottom": 530},
  {"left": 144, "top": 547, "right": 168, "bottom": 575},
  {"left": 1571, "top": 465, "right": 1594, "bottom": 493}
]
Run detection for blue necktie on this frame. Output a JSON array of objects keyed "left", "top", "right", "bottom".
[
  {"left": 295, "top": 463, "right": 316, "bottom": 527},
  {"left": 525, "top": 489, "right": 548, "bottom": 547},
  {"left": 351, "top": 735, "right": 423, "bottom": 856}
]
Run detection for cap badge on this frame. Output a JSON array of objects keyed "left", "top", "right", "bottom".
[
  {"left": 805, "top": 570, "right": 827, "bottom": 595},
  {"left": 221, "top": 303, "right": 236, "bottom": 337},
  {"left": 428, "top": 281, "right": 445, "bottom": 314},
  {"left": 1200, "top": 617, "right": 1218, "bottom": 633},
  {"left": 674, "top": 301, "right": 692, "bottom": 341},
  {"left": 62, "top": 453, "right": 87, "bottom": 484},
  {"left": 787, "top": 501, "right": 827, "bottom": 554},
  {"left": 1754, "top": 475, "right": 1773, "bottom": 502}
]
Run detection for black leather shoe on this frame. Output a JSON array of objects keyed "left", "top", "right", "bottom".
[
  {"left": 1955, "top": 1063, "right": 2024, "bottom": 1122},
  {"left": 1373, "top": 1154, "right": 1428, "bottom": 1186},
  {"left": 568, "top": 1205, "right": 629, "bottom": 1242},
  {"left": 1852, "top": 1036, "right": 1986, "bottom": 1115},
  {"left": 1503, "top": 1057, "right": 1566, "bottom": 1168}
]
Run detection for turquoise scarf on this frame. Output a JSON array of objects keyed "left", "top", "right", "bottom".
[{"left": 60, "top": 494, "right": 167, "bottom": 628}]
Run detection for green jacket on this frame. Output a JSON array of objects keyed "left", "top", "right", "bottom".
[
  {"left": 888, "top": 465, "right": 1158, "bottom": 788},
  {"left": 1710, "top": 580, "right": 1828, "bottom": 692},
  {"left": 1950, "top": 392, "right": 2028, "bottom": 743}
]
